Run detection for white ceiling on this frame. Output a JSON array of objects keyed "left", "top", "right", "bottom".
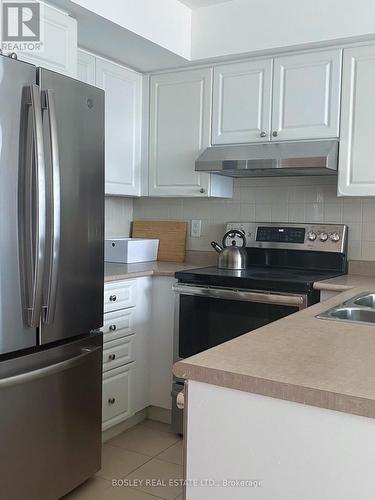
[{"left": 178, "top": 0, "right": 233, "bottom": 9}]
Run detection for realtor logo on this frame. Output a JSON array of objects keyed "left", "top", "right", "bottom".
[{"left": 1, "top": 1, "right": 43, "bottom": 52}]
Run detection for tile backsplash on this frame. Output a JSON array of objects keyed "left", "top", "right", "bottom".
[
  {"left": 131, "top": 177, "right": 375, "bottom": 261},
  {"left": 105, "top": 196, "right": 133, "bottom": 238}
]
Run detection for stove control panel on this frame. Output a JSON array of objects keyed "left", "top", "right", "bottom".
[
  {"left": 256, "top": 226, "right": 306, "bottom": 244},
  {"left": 226, "top": 222, "right": 347, "bottom": 253}
]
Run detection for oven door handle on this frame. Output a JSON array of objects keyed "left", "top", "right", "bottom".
[{"left": 172, "top": 284, "right": 307, "bottom": 309}]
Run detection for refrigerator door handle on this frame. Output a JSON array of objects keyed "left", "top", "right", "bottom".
[
  {"left": 0, "top": 346, "right": 101, "bottom": 389},
  {"left": 43, "top": 89, "right": 61, "bottom": 324},
  {"left": 27, "top": 84, "right": 47, "bottom": 328}
]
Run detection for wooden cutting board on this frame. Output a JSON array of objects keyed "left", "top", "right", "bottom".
[{"left": 132, "top": 221, "right": 188, "bottom": 263}]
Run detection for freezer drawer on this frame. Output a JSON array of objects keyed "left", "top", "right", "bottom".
[
  {"left": 102, "top": 363, "right": 135, "bottom": 430},
  {"left": 104, "top": 280, "right": 137, "bottom": 313},
  {"left": 103, "top": 334, "right": 136, "bottom": 371},
  {"left": 0, "top": 335, "right": 103, "bottom": 500},
  {"left": 102, "top": 308, "right": 136, "bottom": 343}
]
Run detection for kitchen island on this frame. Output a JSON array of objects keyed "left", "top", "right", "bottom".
[{"left": 174, "top": 281, "right": 375, "bottom": 500}]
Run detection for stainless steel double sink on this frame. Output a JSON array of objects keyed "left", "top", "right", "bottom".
[{"left": 317, "top": 292, "right": 375, "bottom": 325}]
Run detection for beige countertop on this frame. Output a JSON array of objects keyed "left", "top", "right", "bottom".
[
  {"left": 104, "top": 260, "right": 208, "bottom": 282},
  {"left": 314, "top": 274, "right": 375, "bottom": 291},
  {"left": 174, "top": 285, "right": 375, "bottom": 419}
]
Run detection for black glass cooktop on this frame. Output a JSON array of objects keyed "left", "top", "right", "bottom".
[{"left": 175, "top": 266, "right": 344, "bottom": 293}]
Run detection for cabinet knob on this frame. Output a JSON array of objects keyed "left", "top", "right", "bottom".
[
  {"left": 109, "top": 295, "right": 117, "bottom": 302},
  {"left": 108, "top": 354, "right": 116, "bottom": 361},
  {"left": 108, "top": 397, "right": 116, "bottom": 405},
  {"left": 272, "top": 131, "right": 278, "bottom": 137},
  {"left": 260, "top": 131, "right": 267, "bottom": 138},
  {"left": 199, "top": 188, "right": 205, "bottom": 194},
  {"left": 109, "top": 324, "right": 117, "bottom": 331}
]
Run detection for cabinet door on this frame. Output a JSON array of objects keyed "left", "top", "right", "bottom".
[
  {"left": 149, "top": 277, "right": 175, "bottom": 410},
  {"left": 96, "top": 59, "right": 142, "bottom": 196},
  {"left": 18, "top": 4, "right": 77, "bottom": 77},
  {"left": 134, "top": 277, "right": 152, "bottom": 412},
  {"left": 102, "top": 308, "right": 136, "bottom": 343},
  {"left": 102, "top": 363, "right": 136, "bottom": 430},
  {"left": 103, "top": 335, "right": 136, "bottom": 372},
  {"left": 104, "top": 280, "right": 137, "bottom": 313},
  {"left": 149, "top": 69, "right": 212, "bottom": 197},
  {"left": 272, "top": 49, "right": 341, "bottom": 140},
  {"left": 338, "top": 45, "right": 375, "bottom": 196},
  {"left": 212, "top": 59, "right": 273, "bottom": 144},
  {"left": 77, "top": 49, "right": 96, "bottom": 84}
]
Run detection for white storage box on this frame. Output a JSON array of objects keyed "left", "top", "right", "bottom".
[{"left": 105, "top": 238, "right": 159, "bottom": 264}]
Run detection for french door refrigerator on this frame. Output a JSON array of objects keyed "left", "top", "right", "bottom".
[{"left": 0, "top": 54, "right": 104, "bottom": 499}]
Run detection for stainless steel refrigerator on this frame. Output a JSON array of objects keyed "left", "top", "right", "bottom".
[{"left": 0, "top": 54, "right": 104, "bottom": 499}]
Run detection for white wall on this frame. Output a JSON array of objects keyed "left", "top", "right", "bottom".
[
  {"left": 191, "top": 0, "right": 375, "bottom": 60},
  {"left": 72, "top": 0, "right": 192, "bottom": 59},
  {"left": 58, "top": 0, "right": 375, "bottom": 71},
  {"left": 133, "top": 176, "right": 375, "bottom": 261}
]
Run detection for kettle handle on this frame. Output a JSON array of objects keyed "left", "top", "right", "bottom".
[
  {"left": 211, "top": 241, "right": 223, "bottom": 253},
  {"left": 222, "top": 230, "right": 246, "bottom": 248}
]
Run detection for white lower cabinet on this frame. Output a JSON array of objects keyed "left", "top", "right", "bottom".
[
  {"left": 102, "top": 277, "right": 152, "bottom": 430},
  {"left": 149, "top": 277, "right": 176, "bottom": 410},
  {"left": 102, "top": 363, "right": 136, "bottom": 431},
  {"left": 102, "top": 275, "right": 174, "bottom": 430},
  {"left": 134, "top": 277, "right": 152, "bottom": 412},
  {"left": 185, "top": 381, "right": 375, "bottom": 500}
]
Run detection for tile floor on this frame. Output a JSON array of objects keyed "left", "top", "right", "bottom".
[{"left": 63, "top": 419, "right": 183, "bottom": 500}]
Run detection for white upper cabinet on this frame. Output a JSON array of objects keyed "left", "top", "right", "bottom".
[
  {"left": 77, "top": 49, "right": 96, "bottom": 85},
  {"left": 19, "top": 4, "right": 77, "bottom": 77},
  {"left": 212, "top": 59, "right": 273, "bottom": 144},
  {"left": 96, "top": 59, "right": 143, "bottom": 197},
  {"left": 338, "top": 45, "right": 375, "bottom": 196},
  {"left": 211, "top": 49, "right": 341, "bottom": 145},
  {"left": 272, "top": 49, "right": 341, "bottom": 141},
  {"left": 149, "top": 68, "right": 232, "bottom": 197}
]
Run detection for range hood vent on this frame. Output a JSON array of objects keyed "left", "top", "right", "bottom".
[{"left": 195, "top": 140, "right": 339, "bottom": 177}]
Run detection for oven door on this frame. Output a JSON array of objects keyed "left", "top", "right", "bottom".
[{"left": 173, "top": 284, "right": 307, "bottom": 361}]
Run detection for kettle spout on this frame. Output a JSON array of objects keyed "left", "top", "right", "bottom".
[{"left": 211, "top": 241, "right": 223, "bottom": 253}]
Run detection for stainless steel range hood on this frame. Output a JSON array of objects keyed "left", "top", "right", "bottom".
[{"left": 195, "top": 140, "right": 338, "bottom": 177}]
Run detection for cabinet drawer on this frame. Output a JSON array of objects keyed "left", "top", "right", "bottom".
[
  {"left": 104, "top": 280, "right": 137, "bottom": 312},
  {"left": 102, "top": 363, "right": 135, "bottom": 428},
  {"left": 102, "top": 309, "right": 136, "bottom": 343},
  {"left": 103, "top": 335, "right": 135, "bottom": 372}
]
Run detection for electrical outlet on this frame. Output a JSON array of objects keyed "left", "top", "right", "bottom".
[{"left": 191, "top": 219, "right": 202, "bottom": 238}]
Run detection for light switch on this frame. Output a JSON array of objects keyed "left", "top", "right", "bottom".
[{"left": 191, "top": 220, "right": 202, "bottom": 238}]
